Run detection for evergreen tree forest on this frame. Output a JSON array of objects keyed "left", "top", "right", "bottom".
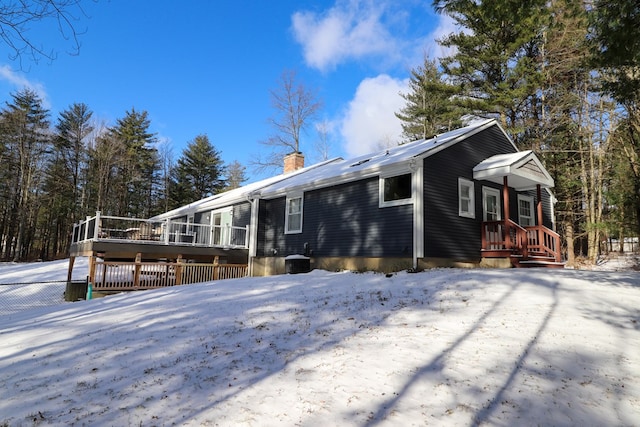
[
  {"left": 0, "top": 90, "right": 231, "bottom": 261},
  {"left": 396, "top": 0, "right": 640, "bottom": 265}
]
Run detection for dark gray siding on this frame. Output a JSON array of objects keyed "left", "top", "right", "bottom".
[
  {"left": 233, "top": 202, "right": 251, "bottom": 227},
  {"left": 257, "top": 178, "right": 413, "bottom": 258},
  {"left": 423, "top": 126, "right": 518, "bottom": 260},
  {"left": 194, "top": 212, "right": 208, "bottom": 225}
]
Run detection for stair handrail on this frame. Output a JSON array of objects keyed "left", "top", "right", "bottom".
[
  {"left": 506, "top": 219, "right": 529, "bottom": 260},
  {"left": 524, "top": 224, "right": 561, "bottom": 262}
]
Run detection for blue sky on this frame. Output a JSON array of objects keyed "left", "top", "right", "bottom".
[{"left": 0, "top": 1, "right": 454, "bottom": 182}]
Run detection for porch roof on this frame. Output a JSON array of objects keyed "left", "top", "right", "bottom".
[{"left": 472, "top": 150, "right": 554, "bottom": 190}]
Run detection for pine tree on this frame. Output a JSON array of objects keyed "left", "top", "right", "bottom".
[
  {"left": 40, "top": 103, "right": 94, "bottom": 258},
  {"left": 395, "top": 58, "right": 462, "bottom": 142},
  {"left": 434, "top": 0, "right": 547, "bottom": 145},
  {"left": 168, "top": 134, "right": 225, "bottom": 209},
  {"left": 0, "top": 89, "right": 50, "bottom": 260},
  {"left": 590, "top": 0, "right": 640, "bottom": 238},
  {"left": 108, "top": 109, "right": 160, "bottom": 217}
]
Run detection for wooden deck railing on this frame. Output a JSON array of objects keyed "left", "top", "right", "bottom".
[
  {"left": 72, "top": 211, "right": 249, "bottom": 249},
  {"left": 90, "top": 257, "right": 248, "bottom": 291},
  {"left": 482, "top": 220, "right": 560, "bottom": 262},
  {"left": 525, "top": 225, "right": 561, "bottom": 262},
  {"left": 482, "top": 220, "right": 528, "bottom": 258}
]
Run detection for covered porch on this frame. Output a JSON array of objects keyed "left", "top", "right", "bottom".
[{"left": 473, "top": 151, "right": 563, "bottom": 268}]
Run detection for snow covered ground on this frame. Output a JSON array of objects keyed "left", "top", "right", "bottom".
[{"left": 0, "top": 258, "right": 639, "bottom": 426}]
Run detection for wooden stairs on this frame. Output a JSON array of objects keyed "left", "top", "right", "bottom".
[
  {"left": 481, "top": 220, "right": 564, "bottom": 269},
  {"left": 509, "top": 253, "right": 565, "bottom": 269}
]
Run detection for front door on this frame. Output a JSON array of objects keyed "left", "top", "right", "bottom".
[
  {"left": 483, "top": 187, "right": 502, "bottom": 249},
  {"left": 483, "top": 187, "right": 501, "bottom": 221}
]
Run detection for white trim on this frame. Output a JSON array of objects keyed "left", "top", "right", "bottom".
[
  {"left": 248, "top": 198, "right": 259, "bottom": 258},
  {"left": 413, "top": 165, "right": 424, "bottom": 265},
  {"left": 210, "top": 207, "right": 233, "bottom": 246},
  {"left": 458, "top": 178, "right": 475, "bottom": 219},
  {"left": 473, "top": 150, "right": 554, "bottom": 190},
  {"left": 379, "top": 171, "right": 414, "bottom": 208},
  {"left": 517, "top": 194, "right": 534, "bottom": 226},
  {"left": 284, "top": 194, "right": 304, "bottom": 234},
  {"left": 482, "top": 186, "right": 501, "bottom": 221}
]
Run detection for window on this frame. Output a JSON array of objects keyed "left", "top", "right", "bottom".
[
  {"left": 380, "top": 173, "right": 413, "bottom": 207},
  {"left": 518, "top": 195, "right": 534, "bottom": 226},
  {"left": 285, "top": 195, "right": 303, "bottom": 234},
  {"left": 458, "top": 178, "right": 475, "bottom": 218},
  {"left": 482, "top": 187, "right": 501, "bottom": 221}
]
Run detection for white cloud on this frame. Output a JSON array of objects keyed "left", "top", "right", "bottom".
[
  {"left": 291, "top": 1, "right": 396, "bottom": 72},
  {"left": 0, "top": 65, "right": 51, "bottom": 108},
  {"left": 340, "top": 74, "right": 407, "bottom": 157}
]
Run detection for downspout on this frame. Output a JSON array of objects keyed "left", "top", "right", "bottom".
[
  {"left": 411, "top": 159, "right": 424, "bottom": 270},
  {"left": 245, "top": 191, "right": 261, "bottom": 276}
]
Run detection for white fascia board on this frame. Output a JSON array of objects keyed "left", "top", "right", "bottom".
[
  {"left": 513, "top": 167, "right": 554, "bottom": 188},
  {"left": 473, "top": 166, "right": 512, "bottom": 182},
  {"left": 260, "top": 160, "right": 413, "bottom": 200},
  {"left": 514, "top": 153, "right": 555, "bottom": 188},
  {"left": 153, "top": 158, "right": 343, "bottom": 219}
]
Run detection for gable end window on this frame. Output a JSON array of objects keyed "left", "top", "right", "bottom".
[
  {"left": 380, "top": 173, "right": 413, "bottom": 207},
  {"left": 458, "top": 178, "right": 475, "bottom": 218},
  {"left": 285, "top": 195, "right": 303, "bottom": 234}
]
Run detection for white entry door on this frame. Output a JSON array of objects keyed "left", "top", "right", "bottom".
[
  {"left": 483, "top": 187, "right": 501, "bottom": 221},
  {"left": 211, "top": 209, "right": 233, "bottom": 246}
]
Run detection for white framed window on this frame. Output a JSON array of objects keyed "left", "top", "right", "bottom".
[
  {"left": 458, "top": 178, "right": 475, "bottom": 218},
  {"left": 379, "top": 172, "right": 413, "bottom": 208},
  {"left": 285, "top": 194, "right": 303, "bottom": 234},
  {"left": 482, "top": 187, "right": 501, "bottom": 221},
  {"left": 518, "top": 194, "right": 534, "bottom": 226}
]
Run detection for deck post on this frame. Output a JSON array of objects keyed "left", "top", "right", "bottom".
[
  {"left": 213, "top": 255, "right": 219, "bottom": 280},
  {"left": 133, "top": 253, "right": 142, "bottom": 288},
  {"left": 175, "top": 255, "right": 183, "bottom": 285},
  {"left": 503, "top": 176, "right": 511, "bottom": 249},
  {"left": 93, "top": 211, "right": 101, "bottom": 240},
  {"left": 88, "top": 255, "right": 96, "bottom": 286},
  {"left": 536, "top": 184, "right": 544, "bottom": 251},
  {"left": 84, "top": 215, "right": 91, "bottom": 241},
  {"left": 67, "top": 256, "right": 76, "bottom": 282},
  {"left": 164, "top": 219, "right": 171, "bottom": 244}
]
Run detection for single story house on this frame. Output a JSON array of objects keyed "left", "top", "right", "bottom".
[
  {"left": 151, "top": 118, "right": 560, "bottom": 274},
  {"left": 69, "top": 119, "right": 561, "bottom": 279}
]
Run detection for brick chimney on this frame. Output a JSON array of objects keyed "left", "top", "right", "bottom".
[{"left": 283, "top": 152, "right": 304, "bottom": 174}]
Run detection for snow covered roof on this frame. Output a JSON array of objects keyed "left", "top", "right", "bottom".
[
  {"left": 255, "top": 118, "right": 499, "bottom": 198},
  {"left": 473, "top": 150, "right": 554, "bottom": 190},
  {"left": 150, "top": 158, "right": 341, "bottom": 220},
  {"left": 155, "top": 118, "right": 526, "bottom": 217}
]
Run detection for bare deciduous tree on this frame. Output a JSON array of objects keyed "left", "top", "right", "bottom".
[
  {"left": 253, "top": 70, "right": 322, "bottom": 173},
  {"left": 0, "top": 0, "right": 93, "bottom": 66}
]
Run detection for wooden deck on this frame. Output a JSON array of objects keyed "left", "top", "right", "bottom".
[
  {"left": 70, "top": 239, "right": 249, "bottom": 264},
  {"left": 89, "top": 256, "right": 248, "bottom": 292}
]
